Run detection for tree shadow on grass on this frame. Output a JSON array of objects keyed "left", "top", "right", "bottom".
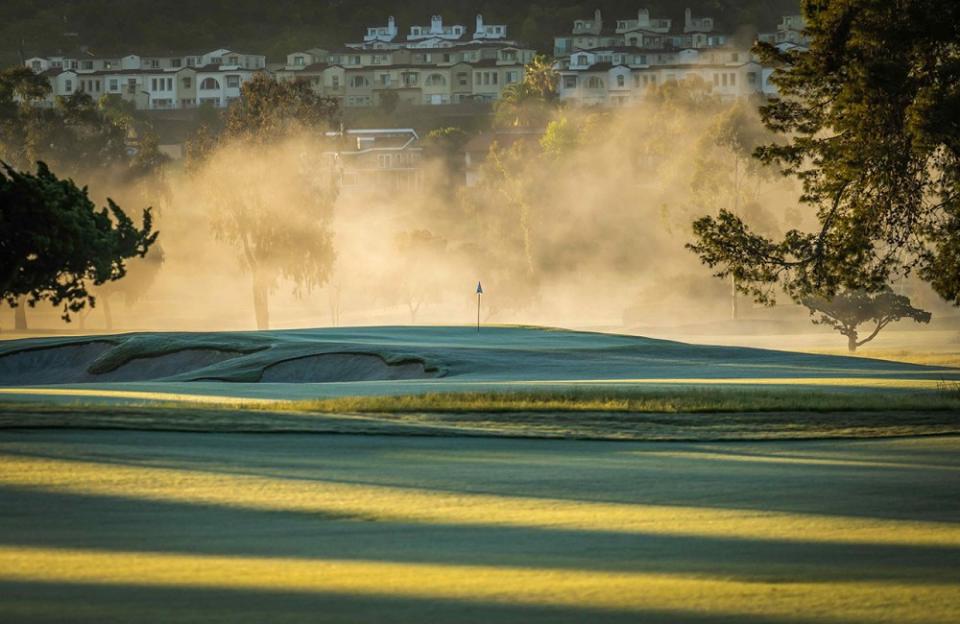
[
  {"left": 0, "top": 579, "right": 860, "bottom": 624},
  {"left": 3, "top": 431, "right": 959, "bottom": 524},
  {"left": 0, "top": 486, "right": 957, "bottom": 585}
]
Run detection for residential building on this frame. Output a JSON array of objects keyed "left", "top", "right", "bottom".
[
  {"left": 324, "top": 128, "right": 423, "bottom": 192},
  {"left": 554, "top": 8, "right": 727, "bottom": 59},
  {"left": 276, "top": 15, "right": 535, "bottom": 107},
  {"left": 759, "top": 15, "right": 809, "bottom": 46},
  {"left": 25, "top": 48, "right": 265, "bottom": 110}
]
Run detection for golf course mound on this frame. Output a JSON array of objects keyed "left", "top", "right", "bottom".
[
  {"left": 1, "top": 326, "right": 959, "bottom": 440},
  {"left": 0, "top": 325, "right": 956, "bottom": 389}
]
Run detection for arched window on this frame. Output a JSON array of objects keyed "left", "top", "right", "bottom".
[
  {"left": 200, "top": 77, "right": 220, "bottom": 90},
  {"left": 351, "top": 75, "right": 368, "bottom": 88},
  {"left": 616, "top": 74, "right": 625, "bottom": 87},
  {"left": 425, "top": 73, "right": 446, "bottom": 86}
]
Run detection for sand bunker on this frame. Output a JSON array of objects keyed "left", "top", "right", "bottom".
[
  {"left": 259, "top": 353, "right": 433, "bottom": 383},
  {"left": 0, "top": 344, "right": 244, "bottom": 385},
  {"left": 94, "top": 349, "right": 245, "bottom": 382},
  {"left": 0, "top": 342, "right": 113, "bottom": 385}
]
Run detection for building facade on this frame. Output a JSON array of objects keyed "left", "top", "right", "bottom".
[
  {"left": 25, "top": 48, "right": 266, "bottom": 110},
  {"left": 274, "top": 15, "right": 535, "bottom": 107}
]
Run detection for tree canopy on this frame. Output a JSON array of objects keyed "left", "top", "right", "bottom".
[
  {"left": 198, "top": 74, "right": 339, "bottom": 330},
  {"left": 0, "top": 161, "right": 157, "bottom": 321},
  {"left": 689, "top": 0, "right": 960, "bottom": 307}
]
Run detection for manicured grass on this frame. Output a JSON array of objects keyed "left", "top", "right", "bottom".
[
  {"left": 285, "top": 387, "right": 960, "bottom": 415},
  {"left": 2, "top": 386, "right": 959, "bottom": 441}
]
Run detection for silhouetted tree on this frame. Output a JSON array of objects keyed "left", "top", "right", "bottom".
[
  {"left": 803, "top": 289, "right": 932, "bottom": 353},
  {"left": 0, "top": 161, "right": 157, "bottom": 324},
  {"left": 689, "top": 0, "right": 960, "bottom": 308}
]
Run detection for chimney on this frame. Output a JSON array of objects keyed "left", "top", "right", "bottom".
[
  {"left": 476, "top": 14, "right": 484, "bottom": 35},
  {"left": 685, "top": 8, "right": 693, "bottom": 29},
  {"left": 388, "top": 15, "right": 396, "bottom": 36},
  {"left": 431, "top": 15, "right": 443, "bottom": 34},
  {"left": 593, "top": 9, "right": 603, "bottom": 34}
]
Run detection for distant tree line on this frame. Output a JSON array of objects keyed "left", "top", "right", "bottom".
[{"left": 0, "top": 0, "right": 800, "bottom": 64}]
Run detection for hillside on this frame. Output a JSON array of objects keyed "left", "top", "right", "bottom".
[{"left": 1, "top": 0, "right": 800, "bottom": 65}]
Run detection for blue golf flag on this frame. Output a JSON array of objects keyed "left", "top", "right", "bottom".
[{"left": 476, "top": 282, "right": 483, "bottom": 294}]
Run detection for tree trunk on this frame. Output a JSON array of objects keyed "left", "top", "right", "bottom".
[
  {"left": 252, "top": 272, "right": 270, "bottom": 330},
  {"left": 14, "top": 297, "right": 27, "bottom": 331},
  {"left": 102, "top": 297, "right": 114, "bottom": 331},
  {"left": 731, "top": 276, "right": 739, "bottom": 321},
  {"left": 847, "top": 334, "right": 858, "bottom": 353}
]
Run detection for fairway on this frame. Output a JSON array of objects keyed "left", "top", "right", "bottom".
[{"left": 1, "top": 430, "right": 958, "bottom": 623}]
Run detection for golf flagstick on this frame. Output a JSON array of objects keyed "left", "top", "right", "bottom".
[{"left": 476, "top": 281, "right": 483, "bottom": 332}]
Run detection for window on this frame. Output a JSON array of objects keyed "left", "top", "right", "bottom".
[
  {"left": 352, "top": 56, "right": 361, "bottom": 65},
  {"left": 167, "top": 77, "right": 173, "bottom": 90},
  {"left": 425, "top": 73, "right": 446, "bottom": 86},
  {"left": 211, "top": 57, "right": 222, "bottom": 64},
  {"left": 747, "top": 72, "right": 757, "bottom": 85},
  {"left": 731, "top": 53, "right": 739, "bottom": 62},
  {"left": 506, "top": 71, "right": 518, "bottom": 84},
  {"left": 457, "top": 72, "right": 468, "bottom": 86},
  {"left": 229, "top": 56, "right": 238, "bottom": 65},
  {"left": 564, "top": 75, "right": 577, "bottom": 89},
  {"left": 380, "top": 73, "right": 391, "bottom": 86},
  {"left": 82, "top": 61, "right": 93, "bottom": 70},
  {"left": 350, "top": 75, "right": 367, "bottom": 88},
  {"left": 150, "top": 59, "right": 159, "bottom": 68},
  {"left": 64, "top": 79, "right": 73, "bottom": 92},
  {"left": 200, "top": 77, "right": 220, "bottom": 90},
  {"left": 182, "top": 77, "right": 192, "bottom": 88},
  {"left": 443, "top": 53, "right": 451, "bottom": 63},
  {"left": 31, "top": 60, "right": 41, "bottom": 72},
  {"left": 109, "top": 79, "right": 119, "bottom": 91},
  {"left": 187, "top": 57, "right": 196, "bottom": 67},
  {"left": 378, "top": 154, "right": 392, "bottom": 169},
  {"left": 332, "top": 76, "right": 340, "bottom": 88},
  {"left": 172, "top": 59, "right": 181, "bottom": 67},
  {"left": 576, "top": 55, "right": 588, "bottom": 66},
  {"left": 616, "top": 74, "right": 625, "bottom": 87},
  {"left": 491, "top": 72, "right": 498, "bottom": 85},
  {"left": 127, "top": 79, "right": 136, "bottom": 94},
  {"left": 729, "top": 73, "right": 736, "bottom": 86},
  {"left": 226, "top": 75, "right": 240, "bottom": 88},
  {"left": 151, "top": 78, "right": 158, "bottom": 91},
  {"left": 587, "top": 77, "right": 604, "bottom": 89},
  {"left": 294, "top": 56, "right": 305, "bottom": 66}
]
